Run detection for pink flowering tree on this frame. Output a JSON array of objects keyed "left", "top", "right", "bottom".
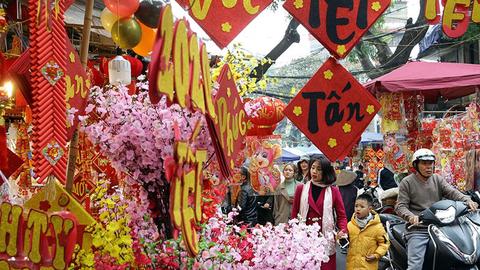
[
  {"left": 81, "top": 78, "right": 214, "bottom": 238},
  {"left": 248, "top": 219, "right": 330, "bottom": 269}
]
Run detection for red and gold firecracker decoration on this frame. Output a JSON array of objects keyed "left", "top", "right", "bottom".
[
  {"left": 362, "top": 147, "right": 385, "bottom": 185},
  {"left": 70, "top": 132, "right": 97, "bottom": 209},
  {"left": 10, "top": 123, "right": 34, "bottom": 196},
  {"left": 28, "top": 0, "right": 67, "bottom": 184}
]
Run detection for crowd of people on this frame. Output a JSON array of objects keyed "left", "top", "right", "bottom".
[
  {"left": 222, "top": 154, "right": 392, "bottom": 269},
  {"left": 221, "top": 149, "right": 477, "bottom": 270}
]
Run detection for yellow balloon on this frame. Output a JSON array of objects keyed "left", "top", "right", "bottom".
[
  {"left": 100, "top": 7, "right": 119, "bottom": 32},
  {"left": 133, "top": 21, "right": 157, "bottom": 56},
  {"left": 111, "top": 18, "right": 142, "bottom": 49}
]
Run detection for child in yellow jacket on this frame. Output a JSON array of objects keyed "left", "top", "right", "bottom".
[{"left": 346, "top": 193, "right": 390, "bottom": 270}]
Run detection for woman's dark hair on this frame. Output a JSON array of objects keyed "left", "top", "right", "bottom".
[
  {"left": 240, "top": 166, "right": 250, "bottom": 181},
  {"left": 296, "top": 160, "right": 309, "bottom": 179},
  {"left": 308, "top": 154, "right": 336, "bottom": 185}
]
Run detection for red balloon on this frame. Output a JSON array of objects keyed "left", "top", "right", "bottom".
[
  {"left": 245, "top": 96, "right": 286, "bottom": 126},
  {"left": 104, "top": 0, "right": 140, "bottom": 18},
  {"left": 123, "top": 55, "right": 143, "bottom": 77}
]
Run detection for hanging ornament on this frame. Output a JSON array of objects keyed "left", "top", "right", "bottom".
[
  {"left": 244, "top": 96, "right": 286, "bottom": 136},
  {"left": 111, "top": 17, "right": 142, "bottom": 49},
  {"left": 108, "top": 54, "right": 131, "bottom": 86},
  {"left": 134, "top": 0, "right": 163, "bottom": 28},
  {"left": 123, "top": 55, "right": 143, "bottom": 77},
  {"left": 100, "top": 7, "right": 119, "bottom": 32}
]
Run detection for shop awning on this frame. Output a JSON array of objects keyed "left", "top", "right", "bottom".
[{"left": 364, "top": 61, "right": 480, "bottom": 103}]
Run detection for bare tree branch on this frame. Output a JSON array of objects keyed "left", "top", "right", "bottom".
[
  {"left": 366, "top": 0, "right": 429, "bottom": 78},
  {"left": 365, "top": 29, "right": 393, "bottom": 63},
  {"left": 250, "top": 19, "right": 300, "bottom": 81},
  {"left": 355, "top": 40, "right": 376, "bottom": 71}
]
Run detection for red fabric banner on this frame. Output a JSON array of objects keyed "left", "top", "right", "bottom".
[{"left": 284, "top": 57, "right": 381, "bottom": 161}]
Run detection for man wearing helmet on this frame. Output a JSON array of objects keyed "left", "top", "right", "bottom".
[{"left": 395, "top": 148, "right": 478, "bottom": 270}]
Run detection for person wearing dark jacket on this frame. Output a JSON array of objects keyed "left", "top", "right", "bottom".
[
  {"left": 236, "top": 167, "right": 258, "bottom": 226},
  {"left": 336, "top": 170, "right": 358, "bottom": 221},
  {"left": 256, "top": 195, "right": 274, "bottom": 225},
  {"left": 377, "top": 167, "right": 398, "bottom": 191},
  {"left": 353, "top": 164, "right": 365, "bottom": 189}
]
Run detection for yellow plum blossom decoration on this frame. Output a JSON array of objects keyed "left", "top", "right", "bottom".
[
  {"left": 71, "top": 179, "right": 135, "bottom": 269},
  {"left": 293, "top": 106, "right": 303, "bottom": 116},
  {"left": 323, "top": 69, "right": 333, "bottom": 80},
  {"left": 221, "top": 22, "right": 232, "bottom": 32},
  {"left": 328, "top": 138, "right": 337, "bottom": 148},
  {"left": 294, "top": 0, "right": 304, "bottom": 9},
  {"left": 366, "top": 105, "right": 375, "bottom": 114},
  {"left": 342, "top": 123, "right": 352, "bottom": 133},
  {"left": 211, "top": 43, "right": 277, "bottom": 96},
  {"left": 336, "top": 45, "right": 347, "bottom": 56},
  {"left": 69, "top": 52, "right": 75, "bottom": 63},
  {"left": 371, "top": 1, "right": 381, "bottom": 11}
]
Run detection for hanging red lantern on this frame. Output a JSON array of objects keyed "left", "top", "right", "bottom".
[
  {"left": 244, "top": 96, "right": 285, "bottom": 136},
  {"left": 245, "top": 96, "right": 286, "bottom": 126},
  {"left": 123, "top": 55, "right": 143, "bottom": 78},
  {"left": 246, "top": 122, "right": 277, "bottom": 136},
  {"left": 87, "top": 61, "right": 104, "bottom": 86}
]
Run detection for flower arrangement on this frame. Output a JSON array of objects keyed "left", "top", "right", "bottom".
[
  {"left": 211, "top": 43, "right": 277, "bottom": 96},
  {"left": 249, "top": 219, "right": 330, "bottom": 269},
  {"left": 81, "top": 81, "right": 212, "bottom": 187},
  {"left": 71, "top": 179, "right": 136, "bottom": 269},
  {"left": 80, "top": 79, "right": 214, "bottom": 238}
]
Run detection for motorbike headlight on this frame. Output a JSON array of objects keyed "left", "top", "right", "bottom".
[{"left": 435, "top": 206, "right": 456, "bottom": 224}]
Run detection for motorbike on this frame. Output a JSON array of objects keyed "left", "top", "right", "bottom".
[
  {"left": 360, "top": 184, "right": 397, "bottom": 214},
  {"left": 380, "top": 199, "right": 480, "bottom": 270}
]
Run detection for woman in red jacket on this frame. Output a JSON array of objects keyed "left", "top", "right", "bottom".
[{"left": 291, "top": 154, "right": 348, "bottom": 270}]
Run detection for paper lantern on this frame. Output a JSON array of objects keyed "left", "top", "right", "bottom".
[
  {"left": 108, "top": 55, "right": 131, "bottom": 86},
  {"left": 245, "top": 96, "right": 286, "bottom": 126},
  {"left": 246, "top": 122, "right": 277, "bottom": 136}
]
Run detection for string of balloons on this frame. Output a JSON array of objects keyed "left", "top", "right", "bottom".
[{"left": 100, "top": 0, "right": 164, "bottom": 56}]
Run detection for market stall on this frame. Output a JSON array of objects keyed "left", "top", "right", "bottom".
[{"left": 364, "top": 61, "right": 480, "bottom": 190}]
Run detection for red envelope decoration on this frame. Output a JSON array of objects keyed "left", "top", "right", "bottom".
[
  {"left": 65, "top": 41, "right": 91, "bottom": 140},
  {"left": 284, "top": 57, "right": 381, "bottom": 161},
  {"left": 283, "top": 0, "right": 390, "bottom": 59},
  {"left": 175, "top": 0, "right": 273, "bottom": 48},
  {"left": 70, "top": 175, "right": 95, "bottom": 203},
  {"left": 206, "top": 64, "right": 248, "bottom": 178}
]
